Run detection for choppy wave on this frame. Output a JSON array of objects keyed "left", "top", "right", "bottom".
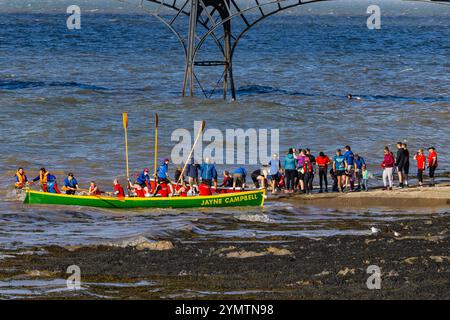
[
  {"left": 237, "top": 85, "right": 450, "bottom": 102},
  {"left": 0, "top": 80, "right": 110, "bottom": 91}
]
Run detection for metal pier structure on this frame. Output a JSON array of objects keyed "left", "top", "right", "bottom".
[
  {"left": 123, "top": 0, "right": 329, "bottom": 100},
  {"left": 124, "top": 0, "right": 446, "bottom": 100}
]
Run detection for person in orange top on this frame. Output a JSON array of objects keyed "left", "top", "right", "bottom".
[
  {"left": 413, "top": 149, "right": 426, "bottom": 186},
  {"left": 427, "top": 147, "right": 438, "bottom": 187},
  {"left": 14, "top": 167, "right": 28, "bottom": 189},
  {"left": 31, "top": 168, "right": 49, "bottom": 192},
  {"left": 316, "top": 152, "right": 331, "bottom": 193}
]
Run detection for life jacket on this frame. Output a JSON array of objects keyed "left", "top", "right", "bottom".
[
  {"left": 303, "top": 159, "right": 313, "bottom": 173},
  {"left": 15, "top": 170, "right": 27, "bottom": 188},
  {"left": 199, "top": 183, "right": 212, "bottom": 196},
  {"left": 38, "top": 171, "right": 49, "bottom": 192}
]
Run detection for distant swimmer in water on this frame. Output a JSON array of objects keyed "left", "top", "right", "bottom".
[{"left": 347, "top": 94, "right": 362, "bottom": 101}]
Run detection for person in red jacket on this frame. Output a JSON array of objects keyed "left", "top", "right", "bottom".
[
  {"left": 316, "top": 152, "right": 331, "bottom": 193},
  {"left": 413, "top": 149, "right": 426, "bottom": 186},
  {"left": 381, "top": 147, "right": 395, "bottom": 190},
  {"left": 427, "top": 147, "right": 438, "bottom": 187},
  {"left": 113, "top": 179, "right": 125, "bottom": 198}
]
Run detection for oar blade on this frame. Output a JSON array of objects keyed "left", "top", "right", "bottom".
[{"left": 123, "top": 112, "right": 128, "bottom": 129}]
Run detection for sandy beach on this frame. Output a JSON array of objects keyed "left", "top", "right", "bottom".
[{"left": 275, "top": 184, "right": 450, "bottom": 208}]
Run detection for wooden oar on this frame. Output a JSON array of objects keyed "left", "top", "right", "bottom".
[
  {"left": 123, "top": 113, "right": 130, "bottom": 190},
  {"left": 153, "top": 113, "right": 159, "bottom": 179},
  {"left": 177, "top": 121, "right": 205, "bottom": 185}
]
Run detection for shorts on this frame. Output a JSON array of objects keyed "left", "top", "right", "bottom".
[
  {"left": 268, "top": 173, "right": 280, "bottom": 181},
  {"left": 336, "top": 170, "right": 346, "bottom": 176},
  {"left": 233, "top": 173, "right": 245, "bottom": 184},
  {"left": 136, "top": 181, "right": 147, "bottom": 189},
  {"left": 158, "top": 178, "right": 171, "bottom": 184},
  {"left": 404, "top": 163, "right": 410, "bottom": 175}
]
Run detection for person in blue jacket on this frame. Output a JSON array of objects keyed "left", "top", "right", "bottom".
[
  {"left": 63, "top": 172, "right": 79, "bottom": 195},
  {"left": 343, "top": 145, "right": 355, "bottom": 190},
  {"left": 354, "top": 153, "right": 366, "bottom": 191},
  {"left": 155, "top": 159, "right": 174, "bottom": 196},
  {"left": 46, "top": 174, "right": 59, "bottom": 194},
  {"left": 232, "top": 166, "right": 247, "bottom": 189},
  {"left": 200, "top": 157, "right": 218, "bottom": 188},
  {"left": 136, "top": 168, "right": 152, "bottom": 196}
]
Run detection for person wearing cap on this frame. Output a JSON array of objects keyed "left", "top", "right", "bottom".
[
  {"left": 427, "top": 146, "right": 438, "bottom": 187},
  {"left": 136, "top": 168, "right": 152, "bottom": 196},
  {"left": 63, "top": 172, "right": 79, "bottom": 195}
]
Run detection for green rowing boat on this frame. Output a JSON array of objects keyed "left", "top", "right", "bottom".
[{"left": 23, "top": 189, "right": 265, "bottom": 209}]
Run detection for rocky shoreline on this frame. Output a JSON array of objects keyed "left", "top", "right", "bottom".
[{"left": 0, "top": 213, "right": 448, "bottom": 299}]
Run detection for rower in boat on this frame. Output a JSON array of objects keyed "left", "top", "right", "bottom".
[
  {"left": 14, "top": 167, "right": 28, "bottom": 190},
  {"left": 30, "top": 167, "right": 49, "bottom": 192},
  {"left": 154, "top": 159, "right": 174, "bottom": 197},
  {"left": 88, "top": 181, "right": 101, "bottom": 196},
  {"left": 46, "top": 174, "right": 60, "bottom": 194},
  {"left": 113, "top": 179, "right": 125, "bottom": 198},
  {"left": 63, "top": 172, "right": 79, "bottom": 195},
  {"left": 135, "top": 168, "right": 152, "bottom": 197},
  {"left": 220, "top": 171, "right": 233, "bottom": 188}
]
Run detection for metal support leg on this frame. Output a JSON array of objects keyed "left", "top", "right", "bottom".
[{"left": 182, "top": 0, "right": 199, "bottom": 97}]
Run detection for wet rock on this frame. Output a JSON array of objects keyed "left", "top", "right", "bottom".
[
  {"left": 25, "top": 270, "right": 58, "bottom": 277},
  {"left": 429, "top": 256, "right": 450, "bottom": 263},
  {"left": 337, "top": 267, "right": 355, "bottom": 276},
  {"left": 136, "top": 240, "right": 174, "bottom": 251},
  {"left": 403, "top": 257, "right": 418, "bottom": 265},
  {"left": 265, "top": 247, "right": 292, "bottom": 256},
  {"left": 105, "top": 236, "right": 174, "bottom": 251},
  {"left": 314, "top": 270, "right": 331, "bottom": 277},
  {"left": 226, "top": 250, "right": 267, "bottom": 259}
]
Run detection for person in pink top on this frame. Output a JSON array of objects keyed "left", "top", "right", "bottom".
[
  {"left": 381, "top": 146, "right": 395, "bottom": 190},
  {"left": 295, "top": 149, "right": 307, "bottom": 193}
]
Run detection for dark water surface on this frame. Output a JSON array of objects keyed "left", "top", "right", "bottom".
[{"left": 0, "top": 10, "right": 449, "bottom": 249}]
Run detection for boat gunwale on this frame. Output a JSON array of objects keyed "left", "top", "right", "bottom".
[{"left": 25, "top": 189, "right": 266, "bottom": 203}]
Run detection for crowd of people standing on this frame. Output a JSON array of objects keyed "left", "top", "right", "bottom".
[
  {"left": 14, "top": 144, "right": 439, "bottom": 197},
  {"left": 251, "top": 144, "right": 439, "bottom": 194}
]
